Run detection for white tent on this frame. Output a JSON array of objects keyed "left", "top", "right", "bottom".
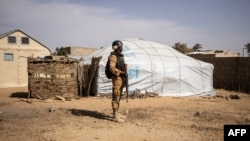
[{"left": 90, "top": 38, "right": 215, "bottom": 96}]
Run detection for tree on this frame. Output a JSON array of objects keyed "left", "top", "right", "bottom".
[
  {"left": 53, "top": 47, "right": 67, "bottom": 56},
  {"left": 244, "top": 43, "right": 250, "bottom": 56},
  {"left": 192, "top": 43, "right": 202, "bottom": 52},
  {"left": 172, "top": 42, "right": 191, "bottom": 53}
]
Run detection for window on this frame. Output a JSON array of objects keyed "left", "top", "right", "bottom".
[
  {"left": 8, "top": 36, "right": 16, "bottom": 44},
  {"left": 22, "top": 37, "right": 29, "bottom": 44},
  {"left": 4, "top": 53, "right": 14, "bottom": 61}
]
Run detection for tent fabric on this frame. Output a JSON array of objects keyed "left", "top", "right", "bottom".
[{"left": 90, "top": 38, "right": 215, "bottom": 96}]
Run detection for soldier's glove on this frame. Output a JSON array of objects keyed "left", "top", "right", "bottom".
[{"left": 120, "top": 71, "right": 128, "bottom": 77}]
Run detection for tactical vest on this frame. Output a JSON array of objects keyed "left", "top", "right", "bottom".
[
  {"left": 110, "top": 51, "right": 127, "bottom": 86},
  {"left": 110, "top": 51, "right": 125, "bottom": 73}
]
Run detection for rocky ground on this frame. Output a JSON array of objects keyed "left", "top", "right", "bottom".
[{"left": 0, "top": 87, "right": 250, "bottom": 141}]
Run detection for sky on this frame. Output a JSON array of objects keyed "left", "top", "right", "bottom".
[{"left": 0, "top": 0, "right": 249, "bottom": 55}]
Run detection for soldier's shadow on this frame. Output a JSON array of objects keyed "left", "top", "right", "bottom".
[{"left": 69, "top": 109, "right": 112, "bottom": 121}]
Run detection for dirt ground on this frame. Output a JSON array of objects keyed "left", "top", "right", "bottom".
[{"left": 0, "top": 87, "right": 250, "bottom": 141}]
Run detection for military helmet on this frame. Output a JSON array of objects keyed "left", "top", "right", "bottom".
[{"left": 112, "top": 40, "right": 123, "bottom": 50}]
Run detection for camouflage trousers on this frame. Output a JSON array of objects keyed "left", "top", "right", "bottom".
[{"left": 111, "top": 76, "right": 123, "bottom": 110}]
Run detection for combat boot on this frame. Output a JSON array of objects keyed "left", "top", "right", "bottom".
[
  {"left": 113, "top": 111, "right": 125, "bottom": 123},
  {"left": 117, "top": 111, "right": 126, "bottom": 119}
]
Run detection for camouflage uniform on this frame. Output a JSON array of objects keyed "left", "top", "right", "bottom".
[{"left": 108, "top": 51, "right": 127, "bottom": 122}]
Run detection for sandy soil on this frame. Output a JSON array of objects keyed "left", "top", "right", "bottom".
[{"left": 0, "top": 87, "right": 250, "bottom": 141}]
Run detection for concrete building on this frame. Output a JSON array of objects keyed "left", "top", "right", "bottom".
[
  {"left": 64, "top": 46, "right": 98, "bottom": 56},
  {"left": 0, "top": 29, "right": 51, "bottom": 88}
]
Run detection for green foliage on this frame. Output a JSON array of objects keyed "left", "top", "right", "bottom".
[
  {"left": 244, "top": 43, "right": 250, "bottom": 56},
  {"left": 53, "top": 47, "right": 67, "bottom": 56},
  {"left": 192, "top": 43, "right": 202, "bottom": 51},
  {"left": 172, "top": 42, "right": 192, "bottom": 53},
  {"left": 172, "top": 42, "right": 203, "bottom": 53}
]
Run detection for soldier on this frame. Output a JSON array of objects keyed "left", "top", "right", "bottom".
[{"left": 108, "top": 40, "right": 127, "bottom": 123}]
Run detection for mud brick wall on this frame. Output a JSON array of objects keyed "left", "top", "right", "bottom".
[
  {"left": 193, "top": 57, "right": 250, "bottom": 93},
  {"left": 28, "top": 58, "right": 78, "bottom": 99}
]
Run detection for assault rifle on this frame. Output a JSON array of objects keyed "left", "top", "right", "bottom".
[{"left": 124, "top": 64, "right": 129, "bottom": 103}]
